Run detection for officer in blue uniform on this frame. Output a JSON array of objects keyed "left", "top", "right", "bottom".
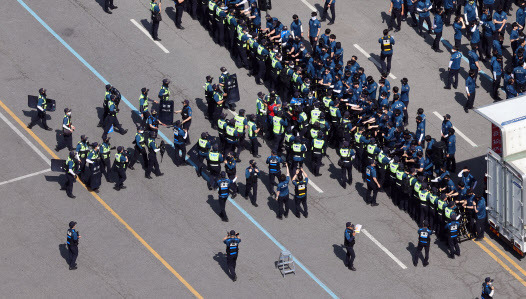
[
  {"left": 102, "top": 94, "right": 127, "bottom": 140},
  {"left": 465, "top": 69, "right": 477, "bottom": 112},
  {"left": 491, "top": 55, "right": 503, "bottom": 100},
  {"left": 338, "top": 141, "right": 355, "bottom": 188},
  {"left": 64, "top": 151, "right": 80, "bottom": 199},
  {"left": 379, "top": 29, "right": 395, "bottom": 74},
  {"left": 308, "top": 12, "right": 321, "bottom": 47},
  {"left": 416, "top": 0, "right": 433, "bottom": 35},
  {"left": 274, "top": 163, "right": 290, "bottom": 219},
  {"left": 413, "top": 220, "right": 432, "bottom": 267},
  {"left": 445, "top": 212, "right": 461, "bottom": 258},
  {"left": 446, "top": 128, "right": 456, "bottom": 171},
  {"left": 389, "top": 0, "right": 404, "bottom": 32},
  {"left": 175, "top": 99, "right": 192, "bottom": 143},
  {"left": 174, "top": 0, "right": 185, "bottom": 29},
  {"left": 292, "top": 168, "right": 309, "bottom": 218},
  {"left": 129, "top": 126, "right": 148, "bottom": 170},
  {"left": 223, "top": 230, "right": 241, "bottom": 281},
  {"left": 114, "top": 146, "right": 128, "bottom": 190},
  {"left": 432, "top": 8, "right": 444, "bottom": 52},
  {"left": 145, "top": 131, "right": 164, "bottom": 179},
  {"left": 217, "top": 171, "right": 232, "bottom": 222},
  {"left": 28, "top": 88, "right": 52, "bottom": 131},
  {"left": 444, "top": 46, "right": 462, "bottom": 89},
  {"left": 173, "top": 120, "right": 188, "bottom": 166},
  {"left": 344, "top": 222, "right": 356, "bottom": 271},
  {"left": 365, "top": 159, "right": 380, "bottom": 206},
  {"left": 150, "top": 0, "right": 161, "bottom": 40},
  {"left": 474, "top": 195, "right": 487, "bottom": 240},
  {"left": 67, "top": 221, "right": 80, "bottom": 270},
  {"left": 104, "top": 0, "right": 117, "bottom": 14},
  {"left": 244, "top": 160, "right": 259, "bottom": 206},
  {"left": 56, "top": 108, "right": 75, "bottom": 151},
  {"left": 481, "top": 277, "right": 495, "bottom": 299},
  {"left": 322, "top": 0, "right": 336, "bottom": 25}
]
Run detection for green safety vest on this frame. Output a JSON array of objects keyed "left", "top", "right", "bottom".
[
  {"left": 208, "top": 1, "right": 215, "bottom": 11},
  {"left": 284, "top": 133, "right": 293, "bottom": 144},
  {"left": 114, "top": 153, "right": 126, "bottom": 168},
  {"left": 409, "top": 177, "right": 416, "bottom": 187},
  {"left": 136, "top": 133, "right": 145, "bottom": 147},
  {"left": 444, "top": 207, "right": 453, "bottom": 219},
  {"left": 150, "top": 2, "right": 158, "bottom": 12},
  {"left": 215, "top": 91, "right": 223, "bottom": 106},
  {"left": 414, "top": 181, "right": 422, "bottom": 193},
  {"left": 140, "top": 94, "right": 148, "bottom": 112},
  {"left": 198, "top": 138, "right": 208, "bottom": 151},
  {"left": 292, "top": 72, "right": 300, "bottom": 83},
  {"left": 226, "top": 125, "right": 237, "bottom": 137},
  {"left": 257, "top": 45, "right": 266, "bottom": 56},
  {"left": 209, "top": 151, "right": 220, "bottom": 162},
  {"left": 367, "top": 144, "right": 377, "bottom": 155},
  {"left": 355, "top": 132, "right": 363, "bottom": 144},
  {"left": 301, "top": 82, "right": 309, "bottom": 93},
  {"left": 104, "top": 91, "right": 110, "bottom": 102},
  {"left": 247, "top": 121, "right": 256, "bottom": 138},
  {"left": 256, "top": 98, "right": 266, "bottom": 115},
  {"left": 271, "top": 58, "right": 280, "bottom": 74},
  {"left": 396, "top": 170, "right": 404, "bottom": 181},
  {"left": 160, "top": 86, "right": 170, "bottom": 101},
  {"left": 377, "top": 152, "right": 386, "bottom": 163},
  {"left": 236, "top": 26, "right": 244, "bottom": 41},
  {"left": 147, "top": 138, "right": 156, "bottom": 150},
  {"left": 292, "top": 143, "right": 304, "bottom": 157},
  {"left": 419, "top": 190, "right": 429, "bottom": 203},
  {"left": 108, "top": 100, "right": 117, "bottom": 115},
  {"left": 312, "top": 139, "right": 325, "bottom": 151},
  {"left": 310, "top": 109, "right": 321, "bottom": 124},
  {"left": 340, "top": 148, "right": 354, "bottom": 161},
  {"left": 65, "top": 157, "right": 76, "bottom": 172},
  {"left": 38, "top": 95, "right": 48, "bottom": 110},
  {"left": 329, "top": 106, "right": 339, "bottom": 118},
  {"left": 273, "top": 116, "right": 284, "bottom": 134},
  {"left": 389, "top": 161, "right": 399, "bottom": 174},
  {"left": 310, "top": 128, "right": 319, "bottom": 139},
  {"left": 63, "top": 114, "right": 71, "bottom": 128},
  {"left": 77, "top": 142, "right": 88, "bottom": 158},
  {"left": 429, "top": 194, "right": 438, "bottom": 206},
  {"left": 218, "top": 118, "right": 227, "bottom": 132},
  {"left": 437, "top": 200, "right": 446, "bottom": 214},
  {"left": 322, "top": 97, "right": 332, "bottom": 108},
  {"left": 298, "top": 112, "right": 307, "bottom": 128},
  {"left": 88, "top": 149, "right": 100, "bottom": 161},
  {"left": 100, "top": 143, "right": 111, "bottom": 159},
  {"left": 234, "top": 115, "right": 246, "bottom": 133}
]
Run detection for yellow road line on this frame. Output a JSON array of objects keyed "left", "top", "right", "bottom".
[
  {"left": 0, "top": 99, "right": 203, "bottom": 299},
  {"left": 483, "top": 238, "right": 526, "bottom": 278},
  {"left": 472, "top": 239, "right": 526, "bottom": 287}
]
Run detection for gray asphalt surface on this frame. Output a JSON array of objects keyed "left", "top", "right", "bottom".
[{"left": 1, "top": 0, "right": 525, "bottom": 298}]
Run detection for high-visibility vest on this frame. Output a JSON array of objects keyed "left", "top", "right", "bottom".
[
  {"left": 419, "top": 190, "right": 429, "bottom": 203},
  {"left": 247, "top": 121, "right": 257, "bottom": 138},
  {"left": 310, "top": 109, "right": 321, "bottom": 124},
  {"left": 273, "top": 116, "right": 284, "bottom": 134},
  {"left": 234, "top": 115, "right": 246, "bottom": 133}
]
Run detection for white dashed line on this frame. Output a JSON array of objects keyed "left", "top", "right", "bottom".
[
  {"left": 0, "top": 169, "right": 51, "bottom": 186},
  {"left": 432, "top": 111, "right": 478, "bottom": 147},
  {"left": 353, "top": 44, "right": 397, "bottom": 79},
  {"left": 130, "top": 19, "right": 170, "bottom": 54},
  {"left": 362, "top": 228, "right": 407, "bottom": 269},
  {"left": 300, "top": 0, "right": 317, "bottom": 12}
]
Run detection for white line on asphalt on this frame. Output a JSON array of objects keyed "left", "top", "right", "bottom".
[
  {"left": 227, "top": 109, "right": 324, "bottom": 193},
  {"left": 300, "top": 0, "right": 317, "bottom": 12},
  {"left": 130, "top": 19, "right": 170, "bottom": 54},
  {"left": 0, "top": 110, "right": 50, "bottom": 165},
  {"left": 353, "top": 44, "right": 397, "bottom": 80},
  {"left": 0, "top": 169, "right": 51, "bottom": 186},
  {"left": 362, "top": 228, "right": 407, "bottom": 269},
  {"left": 432, "top": 111, "right": 478, "bottom": 147}
]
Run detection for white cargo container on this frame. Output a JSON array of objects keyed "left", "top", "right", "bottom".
[{"left": 476, "top": 97, "right": 526, "bottom": 256}]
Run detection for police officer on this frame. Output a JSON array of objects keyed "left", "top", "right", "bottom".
[
  {"left": 311, "top": 132, "right": 326, "bottom": 176},
  {"left": 112, "top": 146, "right": 127, "bottom": 190},
  {"left": 204, "top": 75, "right": 214, "bottom": 120},
  {"left": 416, "top": 0, "right": 433, "bottom": 35},
  {"left": 247, "top": 114, "right": 260, "bottom": 158},
  {"left": 212, "top": 84, "right": 226, "bottom": 123},
  {"left": 291, "top": 137, "right": 307, "bottom": 175},
  {"left": 145, "top": 132, "right": 164, "bottom": 179},
  {"left": 344, "top": 222, "right": 356, "bottom": 271},
  {"left": 174, "top": 0, "right": 185, "bottom": 29},
  {"left": 102, "top": 95, "right": 127, "bottom": 140},
  {"left": 158, "top": 78, "right": 171, "bottom": 102},
  {"left": 63, "top": 151, "right": 80, "bottom": 199},
  {"left": 292, "top": 168, "right": 309, "bottom": 218},
  {"left": 255, "top": 40, "right": 269, "bottom": 85},
  {"left": 338, "top": 141, "right": 355, "bottom": 188},
  {"left": 474, "top": 195, "right": 486, "bottom": 240},
  {"left": 173, "top": 120, "right": 188, "bottom": 166},
  {"left": 97, "top": 84, "right": 112, "bottom": 127},
  {"left": 274, "top": 163, "right": 290, "bottom": 219},
  {"left": 207, "top": 145, "right": 224, "bottom": 190},
  {"left": 244, "top": 160, "right": 259, "bottom": 206},
  {"left": 147, "top": 109, "right": 167, "bottom": 135},
  {"left": 365, "top": 159, "right": 380, "bottom": 206},
  {"left": 140, "top": 88, "right": 155, "bottom": 124},
  {"left": 322, "top": 0, "right": 336, "bottom": 25},
  {"left": 234, "top": 109, "right": 248, "bottom": 153},
  {"left": 432, "top": 8, "right": 444, "bottom": 52},
  {"left": 66, "top": 221, "right": 80, "bottom": 270},
  {"left": 308, "top": 12, "right": 321, "bottom": 47},
  {"left": 465, "top": 69, "right": 476, "bottom": 113},
  {"left": 76, "top": 135, "right": 89, "bottom": 180},
  {"left": 224, "top": 151, "right": 238, "bottom": 198},
  {"left": 444, "top": 46, "right": 462, "bottom": 89},
  {"left": 446, "top": 128, "right": 456, "bottom": 172},
  {"left": 150, "top": 0, "right": 162, "bottom": 41},
  {"left": 225, "top": 119, "right": 240, "bottom": 156},
  {"left": 271, "top": 110, "right": 287, "bottom": 153},
  {"left": 56, "top": 108, "right": 75, "bottom": 151},
  {"left": 196, "top": 132, "right": 211, "bottom": 177},
  {"left": 413, "top": 220, "right": 432, "bottom": 267},
  {"left": 28, "top": 88, "right": 52, "bottom": 131},
  {"left": 86, "top": 142, "right": 102, "bottom": 193},
  {"left": 445, "top": 212, "right": 461, "bottom": 258},
  {"left": 104, "top": 0, "right": 117, "bottom": 14},
  {"left": 99, "top": 136, "right": 112, "bottom": 182},
  {"left": 389, "top": 0, "right": 404, "bottom": 32},
  {"left": 267, "top": 151, "right": 284, "bottom": 186},
  {"left": 129, "top": 126, "right": 148, "bottom": 170},
  {"left": 175, "top": 99, "right": 192, "bottom": 143},
  {"left": 481, "top": 277, "right": 495, "bottom": 299},
  {"left": 217, "top": 171, "right": 231, "bottom": 222},
  {"left": 223, "top": 230, "right": 241, "bottom": 281}
]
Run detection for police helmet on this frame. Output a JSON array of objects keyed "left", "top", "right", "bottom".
[
  {"left": 220, "top": 113, "right": 227, "bottom": 119},
  {"left": 342, "top": 141, "right": 349, "bottom": 147},
  {"left": 422, "top": 220, "right": 429, "bottom": 227},
  {"left": 151, "top": 109, "right": 157, "bottom": 115},
  {"left": 39, "top": 88, "right": 46, "bottom": 94},
  {"left": 64, "top": 108, "right": 71, "bottom": 113},
  {"left": 201, "top": 132, "right": 208, "bottom": 139},
  {"left": 141, "top": 87, "right": 149, "bottom": 93},
  {"left": 91, "top": 142, "right": 99, "bottom": 148},
  {"left": 162, "top": 78, "right": 170, "bottom": 85},
  {"left": 220, "top": 67, "right": 227, "bottom": 73},
  {"left": 220, "top": 171, "right": 226, "bottom": 178},
  {"left": 317, "top": 131, "right": 323, "bottom": 139},
  {"left": 81, "top": 135, "right": 88, "bottom": 142},
  {"left": 239, "top": 109, "right": 245, "bottom": 116},
  {"left": 450, "top": 213, "right": 459, "bottom": 221},
  {"left": 117, "top": 146, "right": 124, "bottom": 152},
  {"left": 228, "top": 119, "right": 235, "bottom": 126},
  {"left": 110, "top": 94, "right": 116, "bottom": 101},
  {"left": 212, "top": 145, "right": 219, "bottom": 151},
  {"left": 174, "top": 120, "right": 181, "bottom": 127},
  {"left": 137, "top": 125, "right": 144, "bottom": 132},
  {"left": 69, "top": 151, "right": 76, "bottom": 159}
]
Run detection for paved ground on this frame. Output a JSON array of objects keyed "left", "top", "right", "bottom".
[{"left": 1, "top": 0, "right": 526, "bottom": 298}]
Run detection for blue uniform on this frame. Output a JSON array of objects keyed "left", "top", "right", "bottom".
[
  {"left": 291, "top": 19, "right": 303, "bottom": 37},
  {"left": 449, "top": 52, "right": 462, "bottom": 70},
  {"left": 447, "top": 134, "right": 456, "bottom": 154}
]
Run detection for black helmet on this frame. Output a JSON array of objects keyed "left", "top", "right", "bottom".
[
  {"left": 162, "top": 78, "right": 170, "bottom": 85},
  {"left": 220, "top": 171, "right": 226, "bottom": 178},
  {"left": 117, "top": 146, "right": 124, "bottom": 152},
  {"left": 201, "top": 132, "right": 208, "bottom": 139},
  {"left": 64, "top": 108, "right": 71, "bottom": 113},
  {"left": 69, "top": 151, "right": 76, "bottom": 159},
  {"left": 39, "top": 88, "right": 46, "bottom": 95}
]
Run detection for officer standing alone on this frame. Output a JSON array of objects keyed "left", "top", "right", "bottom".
[
  {"left": 244, "top": 160, "right": 259, "bottom": 206},
  {"left": 365, "top": 159, "right": 380, "bottom": 206},
  {"left": 67, "top": 221, "right": 80, "bottom": 270},
  {"left": 481, "top": 277, "right": 495, "bottom": 299},
  {"left": 413, "top": 220, "right": 432, "bottom": 267},
  {"left": 28, "top": 88, "right": 52, "bottom": 131},
  {"left": 344, "top": 222, "right": 356, "bottom": 271},
  {"left": 175, "top": 0, "right": 185, "bottom": 30},
  {"left": 56, "top": 108, "right": 75, "bottom": 151},
  {"left": 379, "top": 29, "right": 395, "bottom": 77},
  {"left": 223, "top": 230, "right": 241, "bottom": 281},
  {"left": 444, "top": 46, "right": 462, "bottom": 90},
  {"left": 150, "top": 0, "right": 162, "bottom": 41}
]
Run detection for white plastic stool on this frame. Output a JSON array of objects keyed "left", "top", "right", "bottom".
[{"left": 277, "top": 250, "right": 295, "bottom": 276}]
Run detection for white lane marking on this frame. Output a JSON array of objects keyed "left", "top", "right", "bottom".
[
  {"left": 0, "top": 169, "right": 51, "bottom": 186},
  {"left": 130, "top": 19, "right": 170, "bottom": 54},
  {"left": 0, "top": 110, "right": 50, "bottom": 165},
  {"left": 227, "top": 110, "right": 324, "bottom": 193},
  {"left": 432, "top": 111, "right": 478, "bottom": 147},
  {"left": 353, "top": 44, "right": 397, "bottom": 79},
  {"left": 362, "top": 228, "right": 407, "bottom": 269},
  {"left": 300, "top": 0, "right": 317, "bottom": 12}
]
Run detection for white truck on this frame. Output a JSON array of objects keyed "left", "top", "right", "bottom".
[{"left": 475, "top": 96, "right": 526, "bottom": 256}]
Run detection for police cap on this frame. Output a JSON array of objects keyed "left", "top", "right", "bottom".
[
  {"left": 346, "top": 222, "right": 352, "bottom": 227},
  {"left": 201, "top": 132, "right": 208, "bottom": 139},
  {"left": 81, "top": 135, "right": 88, "bottom": 141},
  {"left": 174, "top": 120, "right": 181, "bottom": 127},
  {"left": 91, "top": 142, "right": 99, "bottom": 148},
  {"left": 220, "top": 171, "right": 226, "bottom": 178},
  {"left": 206, "top": 75, "right": 213, "bottom": 81},
  {"left": 69, "top": 221, "right": 77, "bottom": 228},
  {"left": 162, "top": 78, "right": 170, "bottom": 85},
  {"left": 141, "top": 87, "right": 149, "bottom": 93},
  {"left": 117, "top": 146, "right": 124, "bottom": 152},
  {"left": 230, "top": 230, "right": 236, "bottom": 235},
  {"left": 64, "top": 108, "right": 71, "bottom": 113}
]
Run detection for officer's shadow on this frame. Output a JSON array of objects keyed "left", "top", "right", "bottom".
[
  {"left": 213, "top": 252, "right": 230, "bottom": 277},
  {"left": 44, "top": 174, "right": 65, "bottom": 191},
  {"left": 380, "top": 12, "right": 390, "bottom": 26},
  {"left": 453, "top": 92, "right": 468, "bottom": 109},
  {"left": 258, "top": 171, "right": 275, "bottom": 195},
  {"left": 194, "top": 98, "right": 208, "bottom": 118},
  {"left": 433, "top": 238, "right": 451, "bottom": 256},
  {"left": 206, "top": 195, "right": 222, "bottom": 218},
  {"left": 406, "top": 241, "right": 417, "bottom": 262},
  {"left": 332, "top": 244, "right": 347, "bottom": 266},
  {"left": 58, "top": 243, "right": 70, "bottom": 265},
  {"left": 354, "top": 182, "right": 368, "bottom": 204},
  {"left": 22, "top": 110, "right": 50, "bottom": 127}
]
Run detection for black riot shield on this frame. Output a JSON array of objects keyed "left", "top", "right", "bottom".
[
  {"left": 51, "top": 159, "right": 67, "bottom": 172},
  {"left": 28, "top": 95, "right": 56, "bottom": 111},
  {"left": 159, "top": 100, "right": 174, "bottom": 125},
  {"left": 226, "top": 74, "right": 240, "bottom": 104}
]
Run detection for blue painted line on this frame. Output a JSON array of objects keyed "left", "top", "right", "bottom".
[{"left": 17, "top": 0, "right": 339, "bottom": 297}]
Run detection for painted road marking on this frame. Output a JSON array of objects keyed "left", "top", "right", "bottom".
[
  {"left": 0, "top": 169, "right": 51, "bottom": 187},
  {"left": 0, "top": 110, "right": 50, "bottom": 165},
  {"left": 130, "top": 19, "right": 170, "bottom": 54},
  {"left": 14, "top": 2, "right": 201, "bottom": 297},
  {"left": 226, "top": 109, "right": 324, "bottom": 193},
  {"left": 483, "top": 238, "right": 526, "bottom": 278},
  {"left": 362, "top": 229, "right": 407, "bottom": 269},
  {"left": 473, "top": 239, "right": 526, "bottom": 287},
  {"left": 16, "top": 0, "right": 336, "bottom": 295},
  {"left": 353, "top": 44, "right": 397, "bottom": 79},
  {"left": 432, "top": 111, "right": 478, "bottom": 147},
  {"left": 300, "top": 0, "right": 317, "bottom": 12}
]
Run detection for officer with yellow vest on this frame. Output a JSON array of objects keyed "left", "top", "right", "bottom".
[
  {"left": 129, "top": 126, "right": 148, "bottom": 170},
  {"left": 378, "top": 29, "right": 395, "bottom": 74},
  {"left": 291, "top": 137, "right": 307, "bottom": 175},
  {"left": 271, "top": 110, "right": 288, "bottom": 153},
  {"left": 99, "top": 136, "right": 112, "bottom": 182},
  {"left": 158, "top": 78, "right": 171, "bottom": 102},
  {"left": 150, "top": 0, "right": 161, "bottom": 41},
  {"left": 98, "top": 85, "right": 112, "bottom": 127},
  {"left": 114, "top": 146, "right": 128, "bottom": 191},
  {"left": 86, "top": 142, "right": 102, "bottom": 193},
  {"left": 28, "top": 88, "right": 52, "bottom": 131},
  {"left": 393, "top": 162, "right": 406, "bottom": 207},
  {"left": 234, "top": 109, "right": 248, "bottom": 152},
  {"left": 213, "top": 2, "right": 227, "bottom": 46},
  {"left": 207, "top": 145, "right": 224, "bottom": 190},
  {"left": 76, "top": 135, "right": 90, "bottom": 180},
  {"left": 256, "top": 92, "right": 268, "bottom": 136},
  {"left": 212, "top": 84, "right": 226, "bottom": 123},
  {"left": 225, "top": 119, "right": 240, "bottom": 157},
  {"left": 354, "top": 126, "right": 369, "bottom": 173},
  {"left": 338, "top": 141, "right": 355, "bottom": 188},
  {"left": 418, "top": 183, "right": 430, "bottom": 226},
  {"left": 247, "top": 114, "right": 260, "bottom": 158},
  {"left": 63, "top": 151, "right": 80, "bottom": 198},
  {"left": 56, "top": 108, "right": 75, "bottom": 151},
  {"left": 436, "top": 193, "right": 447, "bottom": 239},
  {"left": 311, "top": 132, "right": 326, "bottom": 176},
  {"left": 427, "top": 187, "right": 439, "bottom": 232},
  {"left": 145, "top": 131, "right": 164, "bottom": 179},
  {"left": 270, "top": 53, "right": 283, "bottom": 92},
  {"left": 254, "top": 39, "right": 269, "bottom": 85},
  {"left": 139, "top": 88, "right": 157, "bottom": 126}
]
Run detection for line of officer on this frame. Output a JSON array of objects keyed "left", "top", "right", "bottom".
[
  {"left": 223, "top": 230, "right": 241, "bottom": 281},
  {"left": 413, "top": 220, "right": 432, "bottom": 267},
  {"left": 344, "top": 222, "right": 356, "bottom": 271},
  {"left": 56, "top": 108, "right": 75, "bottom": 151},
  {"left": 244, "top": 160, "right": 259, "bottom": 206},
  {"left": 114, "top": 146, "right": 128, "bottom": 190},
  {"left": 67, "top": 221, "right": 80, "bottom": 270},
  {"left": 129, "top": 126, "right": 148, "bottom": 170},
  {"left": 28, "top": 88, "right": 52, "bottom": 131},
  {"left": 63, "top": 151, "right": 80, "bottom": 198}
]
